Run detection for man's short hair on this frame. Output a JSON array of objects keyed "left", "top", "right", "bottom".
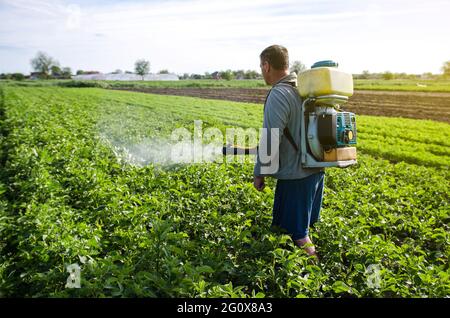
[{"left": 260, "top": 45, "right": 289, "bottom": 71}]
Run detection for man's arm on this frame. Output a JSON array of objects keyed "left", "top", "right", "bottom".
[{"left": 253, "top": 88, "right": 291, "bottom": 182}]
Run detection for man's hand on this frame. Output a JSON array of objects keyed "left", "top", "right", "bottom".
[{"left": 253, "top": 176, "right": 265, "bottom": 191}]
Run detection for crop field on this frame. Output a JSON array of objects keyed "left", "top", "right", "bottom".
[
  {"left": 102, "top": 78, "right": 450, "bottom": 92},
  {"left": 112, "top": 87, "right": 450, "bottom": 123},
  {"left": 3, "top": 78, "right": 450, "bottom": 92},
  {"left": 5, "top": 79, "right": 450, "bottom": 123},
  {"left": 0, "top": 85, "right": 449, "bottom": 297}
]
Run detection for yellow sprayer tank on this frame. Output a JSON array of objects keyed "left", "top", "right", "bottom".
[{"left": 298, "top": 61, "right": 353, "bottom": 98}]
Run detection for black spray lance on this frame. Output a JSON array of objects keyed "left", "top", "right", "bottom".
[{"left": 222, "top": 145, "right": 258, "bottom": 155}]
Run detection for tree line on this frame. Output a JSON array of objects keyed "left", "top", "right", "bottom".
[
  {"left": 1, "top": 51, "right": 449, "bottom": 81},
  {"left": 180, "top": 61, "right": 307, "bottom": 80},
  {"left": 353, "top": 67, "right": 450, "bottom": 80}
]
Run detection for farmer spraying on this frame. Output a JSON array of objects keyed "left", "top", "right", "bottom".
[
  {"left": 223, "top": 45, "right": 357, "bottom": 256},
  {"left": 253, "top": 45, "right": 325, "bottom": 257}
]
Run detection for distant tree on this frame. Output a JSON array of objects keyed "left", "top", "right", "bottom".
[
  {"left": 11, "top": 73, "right": 25, "bottom": 81},
  {"left": 382, "top": 71, "right": 394, "bottom": 80},
  {"left": 220, "top": 70, "right": 234, "bottom": 81},
  {"left": 358, "top": 70, "right": 370, "bottom": 79},
  {"left": 441, "top": 61, "right": 450, "bottom": 78},
  {"left": 125, "top": 70, "right": 133, "bottom": 74},
  {"left": 158, "top": 69, "right": 169, "bottom": 74},
  {"left": 51, "top": 65, "right": 62, "bottom": 77},
  {"left": 290, "top": 60, "right": 306, "bottom": 74},
  {"left": 421, "top": 72, "right": 434, "bottom": 80},
  {"left": 76, "top": 70, "right": 84, "bottom": 75},
  {"left": 30, "top": 51, "right": 58, "bottom": 78},
  {"left": 135, "top": 59, "right": 150, "bottom": 80},
  {"left": 190, "top": 74, "right": 203, "bottom": 80},
  {"left": 244, "top": 70, "right": 259, "bottom": 79},
  {"left": 112, "top": 69, "right": 123, "bottom": 74},
  {"left": 62, "top": 67, "right": 72, "bottom": 78},
  {"left": 204, "top": 72, "right": 211, "bottom": 79},
  {"left": 211, "top": 71, "right": 221, "bottom": 80},
  {"left": 181, "top": 73, "right": 190, "bottom": 80},
  {"left": 233, "top": 70, "right": 245, "bottom": 80}
]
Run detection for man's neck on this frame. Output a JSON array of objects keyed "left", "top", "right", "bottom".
[{"left": 270, "top": 71, "right": 290, "bottom": 86}]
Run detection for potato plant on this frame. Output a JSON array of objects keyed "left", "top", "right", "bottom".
[{"left": 0, "top": 85, "right": 448, "bottom": 297}]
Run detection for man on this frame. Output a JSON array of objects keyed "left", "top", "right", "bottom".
[{"left": 253, "top": 45, "right": 325, "bottom": 257}]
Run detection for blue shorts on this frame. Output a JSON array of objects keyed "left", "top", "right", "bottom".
[{"left": 272, "top": 171, "right": 325, "bottom": 240}]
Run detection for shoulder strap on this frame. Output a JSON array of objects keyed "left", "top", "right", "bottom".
[
  {"left": 264, "top": 82, "right": 300, "bottom": 152},
  {"left": 283, "top": 126, "right": 299, "bottom": 152}
]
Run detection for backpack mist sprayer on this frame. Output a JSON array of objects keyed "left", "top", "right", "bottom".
[{"left": 222, "top": 60, "right": 357, "bottom": 168}]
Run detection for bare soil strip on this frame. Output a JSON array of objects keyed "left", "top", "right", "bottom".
[{"left": 111, "top": 87, "right": 450, "bottom": 123}]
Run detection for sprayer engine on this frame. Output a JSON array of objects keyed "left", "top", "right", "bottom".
[
  {"left": 298, "top": 60, "right": 357, "bottom": 168},
  {"left": 306, "top": 106, "right": 357, "bottom": 161}
]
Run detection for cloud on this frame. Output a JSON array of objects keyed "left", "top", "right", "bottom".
[
  {"left": 0, "top": 0, "right": 449, "bottom": 74},
  {"left": 0, "top": 0, "right": 60, "bottom": 17},
  {"left": 0, "top": 44, "right": 31, "bottom": 51},
  {"left": 65, "top": 3, "right": 81, "bottom": 30}
]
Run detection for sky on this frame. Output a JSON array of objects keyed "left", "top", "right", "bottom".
[{"left": 0, "top": 0, "right": 449, "bottom": 75}]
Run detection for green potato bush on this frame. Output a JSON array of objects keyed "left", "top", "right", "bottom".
[{"left": 0, "top": 85, "right": 448, "bottom": 297}]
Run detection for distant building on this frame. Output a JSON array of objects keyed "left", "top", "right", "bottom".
[
  {"left": 30, "top": 72, "right": 45, "bottom": 80},
  {"left": 71, "top": 72, "right": 179, "bottom": 81},
  {"left": 211, "top": 71, "right": 221, "bottom": 80}
]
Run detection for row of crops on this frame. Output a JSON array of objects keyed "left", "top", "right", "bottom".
[
  {"left": 0, "top": 85, "right": 449, "bottom": 297},
  {"left": 4, "top": 78, "right": 450, "bottom": 92}
]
